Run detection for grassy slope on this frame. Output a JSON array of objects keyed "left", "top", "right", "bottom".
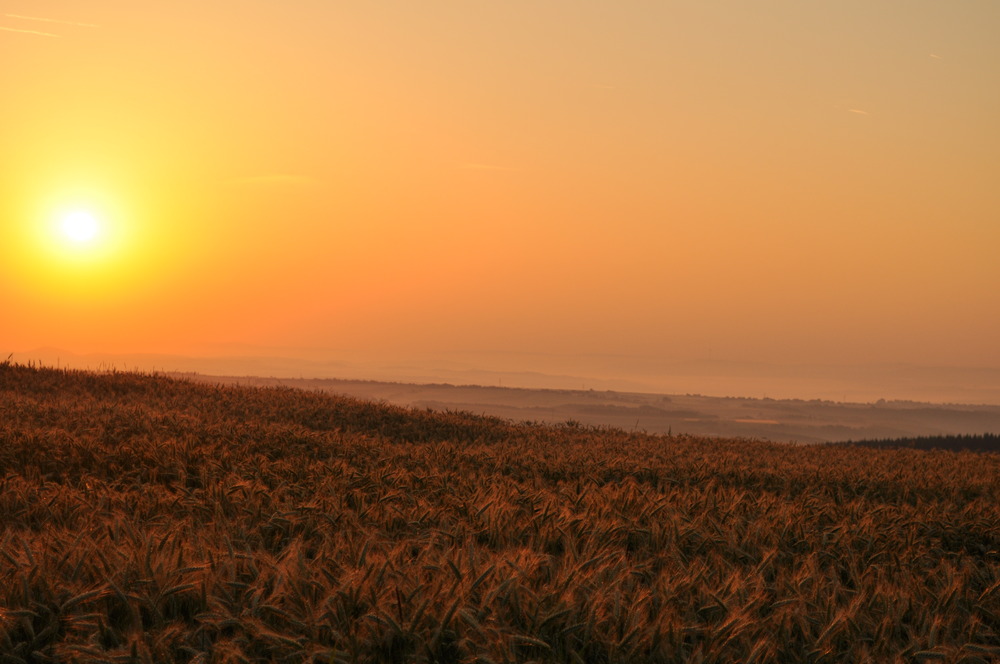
[{"left": 1, "top": 362, "right": 1000, "bottom": 663}]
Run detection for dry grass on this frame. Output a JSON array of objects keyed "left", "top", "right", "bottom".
[{"left": 1, "top": 362, "right": 999, "bottom": 663}]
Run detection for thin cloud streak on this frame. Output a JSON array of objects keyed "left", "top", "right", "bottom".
[
  {"left": 0, "top": 25, "right": 59, "bottom": 37},
  {"left": 462, "top": 163, "right": 519, "bottom": 172},
  {"left": 848, "top": 109, "right": 869, "bottom": 115},
  {"left": 223, "top": 174, "right": 318, "bottom": 186},
  {"left": 5, "top": 13, "right": 99, "bottom": 28}
]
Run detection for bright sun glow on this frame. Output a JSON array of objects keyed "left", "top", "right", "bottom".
[
  {"left": 60, "top": 211, "right": 101, "bottom": 244},
  {"left": 14, "top": 192, "right": 144, "bottom": 302}
]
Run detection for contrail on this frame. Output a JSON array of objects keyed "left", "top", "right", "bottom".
[
  {"left": 5, "top": 13, "right": 99, "bottom": 27},
  {"left": 0, "top": 25, "right": 59, "bottom": 37}
]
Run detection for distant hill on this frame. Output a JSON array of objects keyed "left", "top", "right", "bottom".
[
  {"left": 179, "top": 372, "right": 1000, "bottom": 445},
  {"left": 13, "top": 345, "right": 1000, "bottom": 405}
]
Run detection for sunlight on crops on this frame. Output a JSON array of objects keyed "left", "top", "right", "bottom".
[{"left": 1, "top": 363, "right": 999, "bottom": 661}]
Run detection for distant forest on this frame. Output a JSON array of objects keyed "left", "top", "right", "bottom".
[{"left": 841, "top": 433, "right": 1000, "bottom": 452}]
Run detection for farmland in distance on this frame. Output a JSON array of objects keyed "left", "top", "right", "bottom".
[{"left": 2, "top": 362, "right": 1000, "bottom": 662}]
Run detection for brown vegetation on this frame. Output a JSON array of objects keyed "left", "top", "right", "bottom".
[{"left": 2, "top": 362, "right": 999, "bottom": 663}]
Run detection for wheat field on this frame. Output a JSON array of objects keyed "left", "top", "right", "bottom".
[{"left": 1, "top": 362, "right": 999, "bottom": 663}]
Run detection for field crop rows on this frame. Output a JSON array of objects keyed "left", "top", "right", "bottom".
[{"left": 1, "top": 362, "right": 1000, "bottom": 662}]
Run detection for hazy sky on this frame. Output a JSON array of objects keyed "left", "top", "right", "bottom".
[{"left": 3, "top": 1, "right": 999, "bottom": 379}]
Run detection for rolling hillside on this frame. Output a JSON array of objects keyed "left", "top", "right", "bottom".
[{"left": 2, "top": 362, "right": 999, "bottom": 662}]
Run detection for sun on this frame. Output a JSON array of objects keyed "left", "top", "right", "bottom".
[
  {"left": 9, "top": 186, "right": 147, "bottom": 302},
  {"left": 60, "top": 210, "right": 102, "bottom": 245}
]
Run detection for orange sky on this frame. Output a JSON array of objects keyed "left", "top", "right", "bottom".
[{"left": 2, "top": 1, "right": 999, "bottom": 387}]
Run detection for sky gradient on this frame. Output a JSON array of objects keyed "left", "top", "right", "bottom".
[{"left": 3, "top": 1, "right": 999, "bottom": 397}]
